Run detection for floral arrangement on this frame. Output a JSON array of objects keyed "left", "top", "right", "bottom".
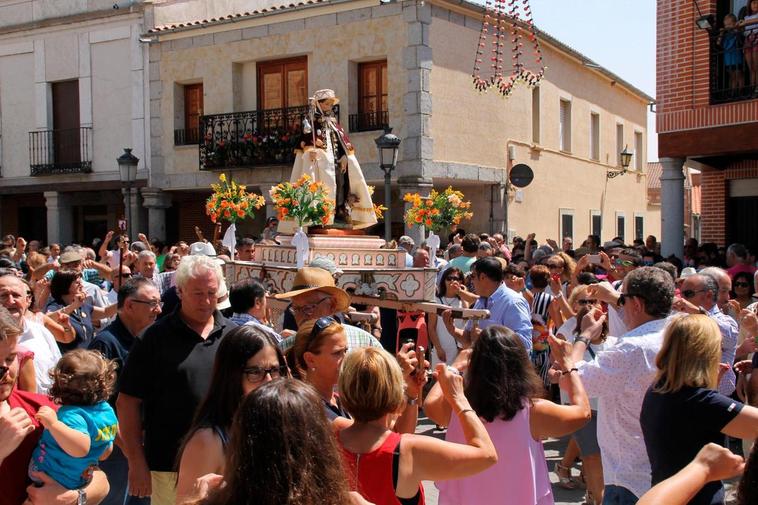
[
  {"left": 269, "top": 174, "right": 335, "bottom": 228},
  {"left": 206, "top": 173, "right": 266, "bottom": 224},
  {"left": 403, "top": 187, "right": 473, "bottom": 232}
]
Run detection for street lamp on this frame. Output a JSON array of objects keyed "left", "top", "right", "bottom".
[
  {"left": 607, "top": 145, "right": 633, "bottom": 179},
  {"left": 117, "top": 148, "right": 139, "bottom": 238},
  {"left": 374, "top": 127, "right": 401, "bottom": 243}
]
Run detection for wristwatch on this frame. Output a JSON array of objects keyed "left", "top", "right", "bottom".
[
  {"left": 77, "top": 488, "right": 87, "bottom": 505},
  {"left": 574, "top": 335, "right": 591, "bottom": 346}
]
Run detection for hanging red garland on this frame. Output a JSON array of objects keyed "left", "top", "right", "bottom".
[{"left": 472, "top": 0, "right": 546, "bottom": 97}]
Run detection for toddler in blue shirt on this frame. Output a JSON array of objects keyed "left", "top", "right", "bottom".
[{"left": 30, "top": 349, "right": 119, "bottom": 489}]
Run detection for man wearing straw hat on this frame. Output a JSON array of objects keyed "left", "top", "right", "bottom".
[
  {"left": 275, "top": 266, "right": 382, "bottom": 352},
  {"left": 285, "top": 89, "right": 377, "bottom": 230}
]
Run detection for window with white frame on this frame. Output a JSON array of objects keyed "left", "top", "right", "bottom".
[
  {"left": 591, "top": 210, "right": 602, "bottom": 239},
  {"left": 616, "top": 123, "right": 624, "bottom": 167},
  {"left": 560, "top": 209, "right": 574, "bottom": 243},
  {"left": 590, "top": 112, "right": 600, "bottom": 161},
  {"left": 616, "top": 212, "right": 626, "bottom": 242},
  {"left": 634, "top": 213, "right": 644, "bottom": 241},
  {"left": 532, "top": 87, "right": 540, "bottom": 144},
  {"left": 559, "top": 99, "right": 571, "bottom": 152}
]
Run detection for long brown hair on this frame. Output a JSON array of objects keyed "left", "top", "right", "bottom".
[{"left": 198, "top": 379, "right": 353, "bottom": 505}]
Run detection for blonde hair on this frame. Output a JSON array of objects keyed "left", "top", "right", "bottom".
[
  {"left": 556, "top": 252, "right": 576, "bottom": 282},
  {"left": 287, "top": 319, "right": 344, "bottom": 379},
  {"left": 0, "top": 305, "right": 21, "bottom": 341},
  {"left": 338, "top": 347, "right": 405, "bottom": 423},
  {"left": 654, "top": 314, "right": 722, "bottom": 394},
  {"left": 568, "top": 284, "right": 591, "bottom": 308}
]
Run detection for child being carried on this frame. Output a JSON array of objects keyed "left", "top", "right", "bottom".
[{"left": 30, "top": 349, "right": 118, "bottom": 490}]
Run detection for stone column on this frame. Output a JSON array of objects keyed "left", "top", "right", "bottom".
[
  {"left": 44, "top": 191, "right": 73, "bottom": 246},
  {"left": 141, "top": 187, "right": 172, "bottom": 242},
  {"left": 490, "top": 183, "right": 507, "bottom": 235},
  {"left": 398, "top": 176, "right": 433, "bottom": 245},
  {"left": 660, "top": 157, "right": 686, "bottom": 259}
]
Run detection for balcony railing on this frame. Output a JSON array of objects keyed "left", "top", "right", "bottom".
[
  {"left": 29, "top": 127, "right": 93, "bottom": 176},
  {"left": 349, "top": 110, "right": 389, "bottom": 133},
  {"left": 710, "top": 38, "right": 756, "bottom": 105},
  {"left": 174, "top": 128, "right": 200, "bottom": 146},
  {"left": 199, "top": 105, "right": 339, "bottom": 170}
]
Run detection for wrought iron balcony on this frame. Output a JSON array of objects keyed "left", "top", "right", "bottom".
[
  {"left": 29, "top": 127, "right": 93, "bottom": 176},
  {"left": 349, "top": 110, "right": 389, "bottom": 133},
  {"left": 710, "top": 39, "right": 757, "bottom": 105},
  {"left": 199, "top": 105, "right": 339, "bottom": 170},
  {"left": 174, "top": 128, "right": 200, "bottom": 146}
]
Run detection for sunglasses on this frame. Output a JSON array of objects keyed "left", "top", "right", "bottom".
[
  {"left": 614, "top": 258, "right": 635, "bottom": 268},
  {"left": 547, "top": 264, "right": 564, "bottom": 270},
  {"left": 618, "top": 293, "right": 640, "bottom": 306},
  {"left": 243, "top": 365, "right": 288, "bottom": 383},
  {"left": 446, "top": 277, "right": 463, "bottom": 282},
  {"left": 682, "top": 289, "right": 707, "bottom": 299},
  {"left": 577, "top": 299, "right": 598, "bottom": 306},
  {"left": 310, "top": 316, "right": 338, "bottom": 341},
  {"left": 735, "top": 282, "right": 751, "bottom": 288}
]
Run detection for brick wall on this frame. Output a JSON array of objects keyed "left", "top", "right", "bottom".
[
  {"left": 700, "top": 160, "right": 758, "bottom": 245},
  {"left": 657, "top": 0, "right": 758, "bottom": 136}
]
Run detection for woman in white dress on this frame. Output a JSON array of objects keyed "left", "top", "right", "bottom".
[{"left": 428, "top": 267, "right": 469, "bottom": 365}]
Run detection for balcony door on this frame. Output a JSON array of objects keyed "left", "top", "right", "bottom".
[
  {"left": 257, "top": 57, "right": 307, "bottom": 130},
  {"left": 52, "top": 80, "right": 80, "bottom": 167}
]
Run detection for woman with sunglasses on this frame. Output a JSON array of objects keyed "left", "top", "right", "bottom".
[
  {"left": 731, "top": 271, "right": 755, "bottom": 311},
  {"left": 175, "top": 325, "right": 288, "bottom": 504},
  {"left": 553, "top": 285, "right": 615, "bottom": 504},
  {"left": 287, "top": 316, "right": 352, "bottom": 426},
  {"left": 428, "top": 267, "right": 469, "bottom": 365}
]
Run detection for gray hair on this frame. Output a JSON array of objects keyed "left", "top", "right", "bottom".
[
  {"left": 694, "top": 273, "right": 719, "bottom": 303},
  {"left": 727, "top": 243, "right": 748, "bottom": 260},
  {"left": 624, "top": 267, "right": 674, "bottom": 319},
  {"left": 699, "top": 266, "right": 729, "bottom": 286},
  {"left": 478, "top": 242, "right": 493, "bottom": 252},
  {"left": 175, "top": 255, "right": 223, "bottom": 290},
  {"left": 84, "top": 248, "right": 96, "bottom": 260},
  {"left": 138, "top": 250, "right": 156, "bottom": 261}
]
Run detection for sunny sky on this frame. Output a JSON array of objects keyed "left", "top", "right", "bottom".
[{"left": 470, "top": 0, "right": 658, "bottom": 160}]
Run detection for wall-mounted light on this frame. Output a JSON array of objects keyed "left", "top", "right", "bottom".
[{"left": 607, "top": 145, "right": 632, "bottom": 179}]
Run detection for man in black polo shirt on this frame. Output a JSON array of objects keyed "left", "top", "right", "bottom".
[
  {"left": 116, "top": 255, "right": 236, "bottom": 505},
  {"left": 89, "top": 276, "right": 161, "bottom": 505}
]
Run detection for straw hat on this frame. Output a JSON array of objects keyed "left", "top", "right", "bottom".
[
  {"left": 274, "top": 267, "right": 350, "bottom": 312},
  {"left": 312, "top": 89, "right": 340, "bottom": 105}
]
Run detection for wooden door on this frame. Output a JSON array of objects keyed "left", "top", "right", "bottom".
[
  {"left": 257, "top": 57, "right": 307, "bottom": 129},
  {"left": 184, "top": 83, "right": 203, "bottom": 143},
  {"left": 52, "top": 80, "right": 80, "bottom": 166}
]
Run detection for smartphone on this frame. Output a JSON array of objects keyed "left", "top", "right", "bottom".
[
  {"left": 588, "top": 254, "right": 601, "bottom": 265},
  {"left": 551, "top": 274, "right": 561, "bottom": 283},
  {"left": 416, "top": 346, "right": 426, "bottom": 375}
]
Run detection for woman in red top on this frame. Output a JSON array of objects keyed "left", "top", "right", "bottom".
[{"left": 337, "top": 347, "right": 497, "bottom": 505}]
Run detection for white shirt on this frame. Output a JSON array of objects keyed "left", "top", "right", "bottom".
[
  {"left": 576, "top": 317, "right": 668, "bottom": 498},
  {"left": 18, "top": 319, "right": 62, "bottom": 394}
]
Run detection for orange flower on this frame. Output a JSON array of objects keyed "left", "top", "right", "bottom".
[
  {"left": 220, "top": 201, "right": 229, "bottom": 209},
  {"left": 237, "top": 210, "right": 245, "bottom": 218},
  {"left": 223, "top": 209, "right": 231, "bottom": 218},
  {"left": 309, "top": 182, "right": 319, "bottom": 192},
  {"left": 425, "top": 218, "right": 433, "bottom": 227},
  {"left": 415, "top": 215, "right": 423, "bottom": 224},
  {"left": 240, "top": 201, "right": 248, "bottom": 210}
]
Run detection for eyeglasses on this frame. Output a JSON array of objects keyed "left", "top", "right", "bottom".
[
  {"left": 682, "top": 289, "right": 707, "bottom": 299},
  {"left": 446, "top": 277, "right": 463, "bottom": 282},
  {"left": 310, "top": 316, "right": 337, "bottom": 341},
  {"left": 292, "top": 296, "right": 331, "bottom": 315},
  {"left": 130, "top": 299, "right": 163, "bottom": 309},
  {"left": 243, "top": 365, "right": 288, "bottom": 383},
  {"left": 618, "top": 293, "right": 641, "bottom": 306},
  {"left": 547, "top": 264, "right": 564, "bottom": 270},
  {"left": 735, "top": 282, "right": 751, "bottom": 288},
  {"left": 577, "top": 299, "right": 598, "bottom": 306}
]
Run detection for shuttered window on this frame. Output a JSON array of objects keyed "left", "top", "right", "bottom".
[
  {"left": 559, "top": 99, "right": 571, "bottom": 152},
  {"left": 590, "top": 112, "right": 600, "bottom": 161}
]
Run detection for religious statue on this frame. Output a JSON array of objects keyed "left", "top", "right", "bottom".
[{"left": 288, "top": 89, "right": 377, "bottom": 230}]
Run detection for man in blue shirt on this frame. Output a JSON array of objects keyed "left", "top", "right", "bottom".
[{"left": 443, "top": 257, "right": 532, "bottom": 352}]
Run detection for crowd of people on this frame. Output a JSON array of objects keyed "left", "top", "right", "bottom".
[{"left": 1, "top": 227, "right": 758, "bottom": 505}]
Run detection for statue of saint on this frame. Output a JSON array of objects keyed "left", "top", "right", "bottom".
[{"left": 287, "top": 89, "right": 377, "bottom": 230}]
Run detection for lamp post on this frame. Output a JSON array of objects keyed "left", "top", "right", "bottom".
[
  {"left": 374, "top": 127, "right": 401, "bottom": 243},
  {"left": 607, "top": 145, "right": 633, "bottom": 179},
  {"left": 117, "top": 148, "right": 139, "bottom": 239}
]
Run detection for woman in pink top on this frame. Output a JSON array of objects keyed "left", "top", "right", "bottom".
[{"left": 424, "top": 325, "right": 591, "bottom": 505}]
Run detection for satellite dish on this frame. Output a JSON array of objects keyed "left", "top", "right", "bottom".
[{"left": 509, "top": 163, "right": 534, "bottom": 188}]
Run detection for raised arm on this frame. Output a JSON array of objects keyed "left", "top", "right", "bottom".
[
  {"left": 637, "top": 443, "right": 744, "bottom": 505},
  {"left": 99, "top": 231, "right": 114, "bottom": 262},
  {"left": 402, "top": 364, "right": 497, "bottom": 488}
]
